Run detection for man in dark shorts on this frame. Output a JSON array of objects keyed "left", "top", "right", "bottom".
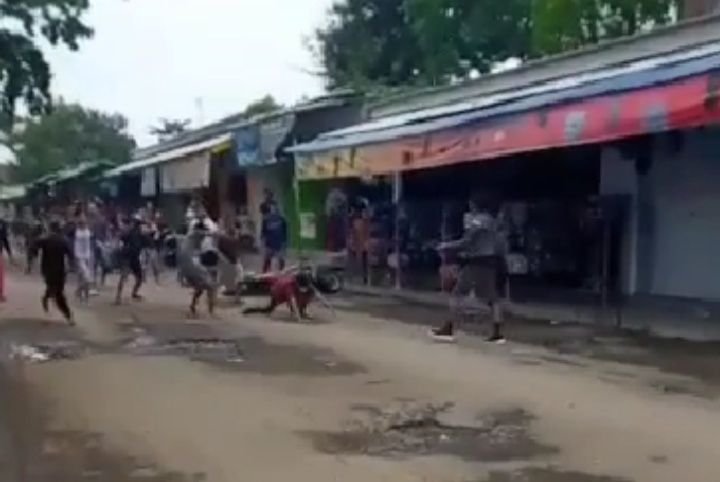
[
  {"left": 431, "top": 194, "right": 506, "bottom": 344},
  {"left": 32, "top": 221, "right": 75, "bottom": 325},
  {"left": 115, "top": 217, "right": 146, "bottom": 304}
]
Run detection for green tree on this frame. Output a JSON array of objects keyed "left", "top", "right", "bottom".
[
  {"left": 150, "top": 118, "right": 191, "bottom": 141},
  {"left": 243, "top": 95, "right": 283, "bottom": 118},
  {"left": 11, "top": 102, "right": 136, "bottom": 181},
  {"left": 532, "top": 0, "right": 677, "bottom": 55},
  {"left": 0, "top": 0, "right": 93, "bottom": 128},
  {"left": 314, "top": 0, "right": 424, "bottom": 89},
  {"left": 314, "top": 0, "right": 677, "bottom": 89}
]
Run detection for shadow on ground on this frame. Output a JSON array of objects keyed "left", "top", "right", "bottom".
[
  {"left": 340, "top": 294, "right": 720, "bottom": 398},
  {"left": 0, "top": 365, "right": 203, "bottom": 482}
]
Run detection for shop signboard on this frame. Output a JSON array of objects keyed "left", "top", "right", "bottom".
[
  {"left": 235, "top": 125, "right": 260, "bottom": 167},
  {"left": 140, "top": 167, "right": 157, "bottom": 197},
  {"left": 258, "top": 113, "right": 295, "bottom": 164},
  {"left": 297, "top": 71, "right": 720, "bottom": 180},
  {"left": 160, "top": 152, "right": 210, "bottom": 193},
  {"left": 299, "top": 212, "right": 317, "bottom": 240}
]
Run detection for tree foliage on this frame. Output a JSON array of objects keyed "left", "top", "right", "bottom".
[
  {"left": 314, "top": 0, "right": 677, "bottom": 89},
  {"left": 0, "top": 0, "right": 93, "bottom": 128},
  {"left": 532, "top": 0, "right": 677, "bottom": 55},
  {"left": 150, "top": 118, "right": 191, "bottom": 141},
  {"left": 11, "top": 102, "right": 136, "bottom": 181},
  {"left": 243, "top": 95, "right": 283, "bottom": 118}
]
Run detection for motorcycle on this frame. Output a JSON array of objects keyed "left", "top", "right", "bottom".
[{"left": 237, "top": 263, "right": 344, "bottom": 297}]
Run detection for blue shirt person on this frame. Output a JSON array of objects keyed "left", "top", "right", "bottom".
[{"left": 261, "top": 204, "right": 287, "bottom": 273}]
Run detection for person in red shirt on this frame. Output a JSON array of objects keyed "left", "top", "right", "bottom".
[{"left": 243, "top": 272, "right": 315, "bottom": 321}]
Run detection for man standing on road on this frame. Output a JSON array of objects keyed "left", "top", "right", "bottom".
[
  {"left": 32, "top": 220, "right": 75, "bottom": 325},
  {"left": 73, "top": 216, "right": 94, "bottom": 302},
  {"left": 431, "top": 193, "right": 506, "bottom": 344},
  {"left": 261, "top": 203, "right": 288, "bottom": 273}
]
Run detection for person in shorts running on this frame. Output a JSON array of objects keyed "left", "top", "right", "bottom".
[{"left": 115, "top": 217, "right": 146, "bottom": 304}]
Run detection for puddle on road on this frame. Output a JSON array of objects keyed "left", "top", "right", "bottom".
[
  {"left": 480, "top": 467, "right": 633, "bottom": 482},
  {"left": 119, "top": 321, "right": 365, "bottom": 376},
  {"left": 0, "top": 366, "right": 202, "bottom": 482},
  {"left": 301, "top": 403, "right": 557, "bottom": 462},
  {"left": 0, "top": 318, "right": 365, "bottom": 377}
]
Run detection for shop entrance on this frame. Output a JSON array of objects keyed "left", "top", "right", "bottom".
[{"left": 400, "top": 145, "right": 623, "bottom": 300}]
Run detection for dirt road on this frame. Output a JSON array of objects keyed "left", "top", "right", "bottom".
[{"left": 1, "top": 272, "right": 719, "bottom": 482}]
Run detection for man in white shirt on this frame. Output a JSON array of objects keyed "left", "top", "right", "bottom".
[{"left": 73, "top": 216, "right": 94, "bottom": 302}]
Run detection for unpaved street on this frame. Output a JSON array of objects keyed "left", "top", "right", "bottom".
[{"left": 1, "top": 272, "right": 720, "bottom": 482}]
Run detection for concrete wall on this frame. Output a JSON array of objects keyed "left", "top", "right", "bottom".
[
  {"left": 604, "top": 129, "right": 720, "bottom": 300},
  {"left": 646, "top": 129, "right": 720, "bottom": 300}
]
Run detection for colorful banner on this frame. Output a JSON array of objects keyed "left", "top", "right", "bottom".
[{"left": 297, "top": 71, "right": 720, "bottom": 180}]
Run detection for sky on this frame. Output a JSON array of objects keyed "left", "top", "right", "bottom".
[{"left": 44, "top": 0, "right": 334, "bottom": 147}]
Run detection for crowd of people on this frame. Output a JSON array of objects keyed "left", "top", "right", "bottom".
[
  {"left": 0, "top": 187, "right": 508, "bottom": 344},
  {"left": 0, "top": 188, "right": 299, "bottom": 323}
]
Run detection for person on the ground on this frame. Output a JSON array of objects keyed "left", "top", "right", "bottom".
[
  {"left": 243, "top": 270, "right": 316, "bottom": 322},
  {"left": 73, "top": 216, "right": 94, "bottom": 302},
  {"left": 115, "top": 217, "right": 146, "bottom": 304},
  {"left": 0, "top": 216, "right": 13, "bottom": 303},
  {"left": 32, "top": 220, "right": 75, "bottom": 325},
  {"left": 177, "top": 222, "right": 216, "bottom": 317},
  {"left": 261, "top": 203, "right": 287, "bottom": 273},
  {"left": 431, "top": 193, "right": 506, "bottom": 344}
]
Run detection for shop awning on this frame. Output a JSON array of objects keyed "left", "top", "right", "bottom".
[
  {"left": 107, "top": 132, "right": 233, "bottom": 178},
  {"left": 160, "top": 151, "right": 211, "bottom": 193},
  {"left": 291, "top": 42, "right": 720, "bottom": 179}
]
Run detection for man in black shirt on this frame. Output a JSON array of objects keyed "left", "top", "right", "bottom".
[
  {"left": 32, "top": 221, "right": 75, "bottom": 325},
  {"left": 115, "top": 218, "right": 146, "bottom": 304}
]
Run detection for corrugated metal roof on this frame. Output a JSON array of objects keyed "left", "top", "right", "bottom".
[
  {"left": 107, "top": 132, "right": 233, "bottom": 177},
  {"left": 291, "top": 41, "right": 720, "bottom": 154},
  {"left": 131, "top": 92, "right": 361, "bottom": 165}
]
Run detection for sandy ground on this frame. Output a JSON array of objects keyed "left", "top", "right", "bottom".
[{"left": 1, "top": 270, "right": 720, "bottom": 482}]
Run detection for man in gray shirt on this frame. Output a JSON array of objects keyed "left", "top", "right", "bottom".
[{"left": 431, "top": 193, "right": 506, "bottom": 343}]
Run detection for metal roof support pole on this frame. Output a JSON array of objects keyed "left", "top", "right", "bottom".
[{"left": 393, "top": 171, "right": 403, "bottom": 291}]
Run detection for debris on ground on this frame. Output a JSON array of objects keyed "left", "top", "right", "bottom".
[
  {"left": 8, "top": 342, "right": 84, "bottom": 363},
  {"left": 301, "top": 403, "right": 558, "bottom": 462}
]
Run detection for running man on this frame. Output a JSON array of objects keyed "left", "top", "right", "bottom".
[
  {"left": 32, "top": 221, "right": 75, "bottom": 325},
  {"left": 177, "top": 223, "right": 216, "bottom": 317},
  {"left": 115, "top": 217, "right": 146, "bottom": 304}
]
